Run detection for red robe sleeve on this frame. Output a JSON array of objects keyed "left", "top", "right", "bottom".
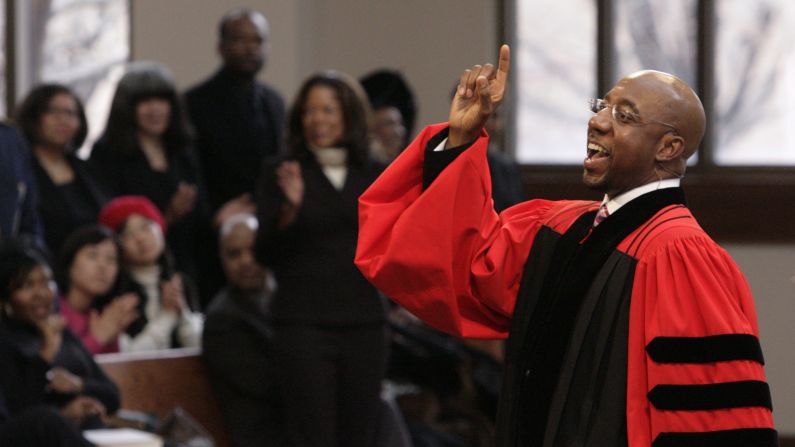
[
  {"left": 356, "top": 123, "right": 553, "bottom": 339},
  {"left": 626, "top": 231, "right": 776, "bottom": 445}
]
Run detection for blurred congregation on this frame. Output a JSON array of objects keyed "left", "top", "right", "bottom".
[{"left": 0, "top": 5, "right": 523, "bottom": 447}]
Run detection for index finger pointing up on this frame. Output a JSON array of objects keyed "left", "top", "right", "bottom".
[{"left": 497, "top": 44, "right": 511, "bottom": 82}]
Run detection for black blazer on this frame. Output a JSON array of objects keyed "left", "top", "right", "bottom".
[
  {"left": 255, "top": 152, "right": 386, "bottom": 325},
  {"left": 31, "top": 153, "right": 111, "bottom": 255},
  {"left": 0, "top": 318, "right": 120, "bottom": 423},
  {"left": 202, "top": 287, "right": 281, "bottom": 447},
  {"left": 89, "top": 138, "right": 203, "bottom": 214},
  {"left": 185, "top": 68, "right": 286, "bottom": 211}
]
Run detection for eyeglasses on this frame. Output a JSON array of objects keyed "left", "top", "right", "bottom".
[
  {"left": 588, "top": 98, "right": 678, "bottom": 134},
  {"left": 44, "top": 107, "right": 80, "bottom": 120}
]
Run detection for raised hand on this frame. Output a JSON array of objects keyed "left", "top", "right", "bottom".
[
  {"left": 114, "top": 293, "right": 141, "bottom": 328},
  {"left": 447, "top": 44, "right": 511, "bottom": 148},
  {"left": 161, "top": 274, "right": 186, "bottom": 313},
  {"left": 213, "top": 193, "right": 256, "bottom": 228},
  {"left": 37, "top": 314, "right": 65, "bottom": 363},
  {"left": 276, "top": 161, "right": 304, "bottom": 208},
  {"left": 276, "top": 161, "right": 304, "bottom": 229},
  {"left": 89, "top": 292, "right": 140, "bottom": 345},
  {"left": 166, "top": 182, "right": 198, "bottom": 224}
]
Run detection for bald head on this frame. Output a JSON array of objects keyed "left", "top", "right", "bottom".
[
  {"left": 622, "top": 70, "right": 705, "bottom": 161},
  {"left": 585, "top": 69, "right": 707, "bottom": 196}
]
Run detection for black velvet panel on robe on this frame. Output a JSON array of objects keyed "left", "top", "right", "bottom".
[{"left": 496, "top": 188, "right": 686, "bottom": 447}]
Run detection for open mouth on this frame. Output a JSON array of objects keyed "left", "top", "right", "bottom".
[
  {"left": 587, "top": 142, "right": 611, "bottom": 160},
  {"left": 32, "top": 302, "right": 52, "bottom": 319}
]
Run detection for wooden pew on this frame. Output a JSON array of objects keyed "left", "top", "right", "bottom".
[{"left": 96, "top": 348, "right": 231, "bottom": 447}]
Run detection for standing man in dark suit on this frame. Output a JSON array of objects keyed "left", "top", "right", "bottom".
[
  {"left": 185, "top": 8, "right": 286, "bottom": 302},
  {"left": 202, "top": 213, "right": 280, "bottom": 447},
  {"left": 185, "top": 8, "right": 286, "bottom": 218}
]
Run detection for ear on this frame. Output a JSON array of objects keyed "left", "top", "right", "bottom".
[{"left": 655, "top": 132, "right": 685, "bottom": 162}]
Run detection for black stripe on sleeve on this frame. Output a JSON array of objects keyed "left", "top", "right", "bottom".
[
  {"left": 652, "top": 428, "right": 778, "bottom": 447},
  {"left": 646, "top": 334, "right": 765, "bottom": 364},
  {"left": 648, "top": 380, "right": 772, "bottom": 411}
]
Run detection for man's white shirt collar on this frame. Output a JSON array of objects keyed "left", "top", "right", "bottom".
[{"left": 601, "top": 178, "right": 681, "bottom": 215}]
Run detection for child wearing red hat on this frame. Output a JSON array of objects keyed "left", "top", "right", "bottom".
[{"left": 98, "top": 196, "right": 203, "bottom": 351}]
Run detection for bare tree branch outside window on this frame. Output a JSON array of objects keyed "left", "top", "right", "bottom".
[
  {"left": 715, "top": 0, "right": 795, "bottom": 165},
  {"left": 614, "top": 0, "right": 697, "bottom": 87},
  {"left": 515, "top": 0, "right": 596, "bottom": 164},
  {"left": 27, "top": 0, "right": 129, "bottom": 157}
]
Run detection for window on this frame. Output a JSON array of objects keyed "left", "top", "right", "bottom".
[
  {"left": 509, "top": 0, "right": 795, "bottom": 241},
  {"left": 714, "top": 0, "right": 795, "bottom": 165},
  {"left": 514, "top": 0, "right": 795, "bottom": 167},
  {"left": 613, "top": 0, "right": 697, "bottom": 88},
  {"left": 514, "top": 0, "right": 595, "bottom": 164},
  {"left": 4, "top": 0, "right": 129, "bottom": 154}
]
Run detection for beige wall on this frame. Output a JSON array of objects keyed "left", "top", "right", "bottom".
[
  {"left": 132, "top": 1, "right": 794, "bottom": 434},
  {"left": 724, "top": 244, "right": 795, "bottom": 432},
  {"left": 131, "top": 0, "right": 301, "bottom": 108}
]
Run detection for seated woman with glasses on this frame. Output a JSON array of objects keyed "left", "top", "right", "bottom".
[{"left": 14, "top": 84, "right": 112, "bottom": 256}]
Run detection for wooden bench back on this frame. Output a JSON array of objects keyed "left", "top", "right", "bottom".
[{"left": 96, "top": 348, "right": 230, "bottom": 447}]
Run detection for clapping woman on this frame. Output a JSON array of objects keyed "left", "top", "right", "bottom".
[
  {"left": 57, "top": 225, "right": 139, "bottom": 354},
  {"left": 0, "top": 240, "right": 120, "bottom": 434},
  {"left": 256, "top": 71, "right": 386, "bottom": 447}
]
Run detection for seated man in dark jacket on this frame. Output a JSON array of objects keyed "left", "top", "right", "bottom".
[{"left": 202, "top": 213, "right": 280, "bottom": 446}]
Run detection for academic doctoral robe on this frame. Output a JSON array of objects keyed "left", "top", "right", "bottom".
[{"left": 355, "top": 124, "right": 777, "bottom": 447}]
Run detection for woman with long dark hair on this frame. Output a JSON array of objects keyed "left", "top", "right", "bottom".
[
  {"left": 90, "top": 61, "right": 206, "bottom": 289},
  {"left": 15, "top": 84, "right": 111, "bottom": 255},
  {"left": 255, "top": 71, "right": 386, "bottom": 447},
  {"left": 57, "top": 225, "right": 139, "bottom": 355}
]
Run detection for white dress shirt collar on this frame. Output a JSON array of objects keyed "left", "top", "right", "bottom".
[{"left": 601, "top": 178, "right": 681, "bottom": 215}]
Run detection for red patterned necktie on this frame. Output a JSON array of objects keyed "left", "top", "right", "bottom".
[{"left": 593, "top": 204, "right": 610, "bottom": 227}]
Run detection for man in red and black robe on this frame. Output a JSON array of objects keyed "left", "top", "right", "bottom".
[{"left": 355, "top": 46, "right": 777, "bottom": 446}]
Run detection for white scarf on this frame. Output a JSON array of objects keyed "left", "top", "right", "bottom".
[{"left": 310, "top": 147, "right": 348, "bottom": 190}]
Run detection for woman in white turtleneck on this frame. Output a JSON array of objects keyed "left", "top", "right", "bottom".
[
  {"left": 255, "top": 72, "right": 387, "bottom": 447},
  {"left": 98, "top": 195, "right": 203, "bottom": 352}
]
